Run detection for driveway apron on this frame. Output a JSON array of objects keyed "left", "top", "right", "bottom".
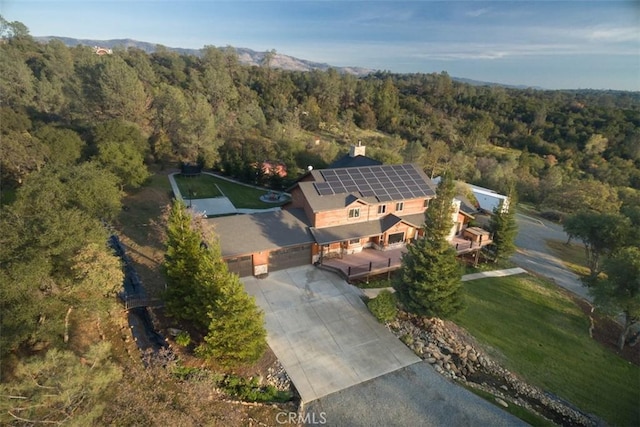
[{"left": 241, "top": 266, "right": 419, "bottom": 403}]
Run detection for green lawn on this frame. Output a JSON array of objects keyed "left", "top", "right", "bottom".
[
  {"left": 453, "top": 275, "right": 640, "bottom": 426},
  {"left": 173, "top": 174, "right": 223, "bottom": 199},
  {"left": 173, "top": 173, "right": 288, "bottom": 209}
]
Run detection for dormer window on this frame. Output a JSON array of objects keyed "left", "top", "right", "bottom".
[
  {"left": 348, "top": 208, "right": 360, "bottom": 219},
  {"left": 377, "top": 205, "right": 386, "bottom": 214}
]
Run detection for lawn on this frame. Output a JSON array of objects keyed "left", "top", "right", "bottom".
[
  {"left": 173, "top": 174, "right": 223, "bottom": 199},
  {"left": 453, "top": 275, "right": 640, "bottom": 426},
  {"left": 545, "top": 239, "right": 593, "bottom": 278}
]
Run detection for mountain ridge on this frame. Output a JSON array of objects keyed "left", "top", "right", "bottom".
[{"left": 36, "top": 36, "right": 542, "bottom": 88}]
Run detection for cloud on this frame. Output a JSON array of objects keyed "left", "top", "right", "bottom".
[
  {"left": 466, "top": 8, "right": 490, "bottom": 18},
  {"left": 587, "top": 27, "right": 639, "bottom": 42}
]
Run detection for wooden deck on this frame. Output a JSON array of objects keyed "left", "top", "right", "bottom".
[{"left": 319, "top": 236, "right": 493, "bottom": 280}]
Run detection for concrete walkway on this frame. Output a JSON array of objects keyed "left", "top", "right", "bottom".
[
  {"left": 461, "top": 267, "right": 527, "bottom": 282},
  {"left": 241, "top": 266, "right": 419, "bottom": 403}
]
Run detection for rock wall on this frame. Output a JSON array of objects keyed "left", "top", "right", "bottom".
[{"left": 388, "top": 312, "right": 600, "bottom": 427}]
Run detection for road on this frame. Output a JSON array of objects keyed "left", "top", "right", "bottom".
[{"left": 511, "top": 213, "right": 591, "bottom": 301}]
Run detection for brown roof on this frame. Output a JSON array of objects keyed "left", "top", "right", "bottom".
[
  {"left": 295, "top": 164, "right": 436, "bottom": 213},
  {"left": 310, "top": 214, "right": 420, "bottom": 245},
  {"left": 206, "top": 209, "right": 313, "bottom": 257}
]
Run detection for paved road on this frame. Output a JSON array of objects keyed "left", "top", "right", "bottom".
[
  {"left": 511, "top": 213, "right": 591, "bottom": 301},
  {"left": 305, "top": 362, "right": 527, "bottom": 427}
]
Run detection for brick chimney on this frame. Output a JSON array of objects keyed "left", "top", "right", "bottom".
[{"left": 349, "top": 141, "right": 366, "bottom": 157}]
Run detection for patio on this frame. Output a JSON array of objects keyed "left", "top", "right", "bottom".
[{"left": 319, "top": 235, "right": 493, "bottom": 281}]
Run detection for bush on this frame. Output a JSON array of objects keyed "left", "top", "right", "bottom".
[
  {"left": 175, "top": 331, "right": 191, "bottom": 347},
  {"left": 219, "top": 374, "right": 292, "bottom": 403},
  {"left": 367, "top": 290, "right": 398, "bottom": 323}
]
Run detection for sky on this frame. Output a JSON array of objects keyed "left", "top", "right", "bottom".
[{"left": 2, "top": 1, "right": 639, "bottom": 90}]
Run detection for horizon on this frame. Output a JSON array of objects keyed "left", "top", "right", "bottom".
[{"left": 3, "top": 1, "right": 639, "bottom": 91}]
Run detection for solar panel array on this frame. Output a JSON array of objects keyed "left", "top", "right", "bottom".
[{"left": 313, "top": 164, "right": 433, "bottom": 202}]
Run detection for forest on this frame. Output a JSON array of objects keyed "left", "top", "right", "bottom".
[{"left": 1, "top": 16, "right": 639, "bottom": 424}]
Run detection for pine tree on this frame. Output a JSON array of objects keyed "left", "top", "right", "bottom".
[
  {"left": 163, "top": 200, "right": 218, "bottom": 331},
  {"left": 488, "top": 193, "right": 518, "bottom": 262},
  {"left": 394, "top": 173, "right": 464, "bottom": 318},
  {"left": 196, "top": 272, "right": 267, "bottom": 367}
]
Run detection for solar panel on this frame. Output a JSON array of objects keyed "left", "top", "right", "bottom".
[{"left": 315, "top": 164, "right": 433, "bottom": 202}]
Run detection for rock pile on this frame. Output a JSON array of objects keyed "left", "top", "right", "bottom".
[
  {"left": 388, "top": 311, "right": 599, "bottom": 427},
  {"left": 266, "top": 361, "right": 292, "bottom": 392}
]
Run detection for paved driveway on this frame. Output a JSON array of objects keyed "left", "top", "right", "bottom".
[
  {"left": 241, "top": 266, "right": 419, "bottom": 403},
  {"left": 512, "top": 214, "right": 590, "bottom": 301}
]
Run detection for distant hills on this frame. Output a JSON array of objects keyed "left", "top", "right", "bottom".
[
  {"left": 35, "top": 36, "right": 541, "bottom": 88},
  {"left": 35, "top": 36, "right": 374, "bottom": 76}
]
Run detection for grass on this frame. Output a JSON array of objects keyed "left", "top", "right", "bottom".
[
  {"left": 0, "top": 187, "right": 16, "bottom": 206},
  {"left": 172, "top": 173, "right": 288, "bottom": 209},
  {"left": 173, "top": 174, "right": 223, "bottom": 199},
  {"left": 545, "top": 239, "right": 592, "bottom": 278},
  {"left": 453, "top": 275, "right": 640, "bottom": 426}
]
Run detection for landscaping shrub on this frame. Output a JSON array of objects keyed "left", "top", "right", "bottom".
[
  {"left": 175, "top": 331, "right": 191, "bottom": 347},
  {"left": 367, "top": 290, "right": 398, "bottom": 323}
]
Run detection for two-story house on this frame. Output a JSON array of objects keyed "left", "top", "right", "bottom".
[
  {"left": 287, "top": 163, "right": 437, "bottom": 262},
  {"left": 207, "top": 163, "right": 443, "bottom": 277}
]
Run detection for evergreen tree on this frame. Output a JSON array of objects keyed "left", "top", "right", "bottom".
[
  {"left": 196, "top": 273, "right": 267, "bottom": 367},
  {"left": 487, "top": 193, "right": 519, "bottom": 262},
  {"left": 162, "top": 200, "right": 218, "bottom": 331},
  {"left": 394, "top": 173, "right": 464, "bottom": 318}
]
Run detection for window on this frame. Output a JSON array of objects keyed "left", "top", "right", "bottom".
[
  {"left": 348, "top": 208, "right": 360, "bottom": 219},
  {"left": 377, "top": 205, "right": 386, "bottom": 214},
  {"left": 423, "top": 199, "right": 430, "bottom": 208},
  {"left": 349, "top": 238, "right": 360, "bottom": 245},
  {"left": 395, "top": 202, "right": 404, "bottom": 211}
]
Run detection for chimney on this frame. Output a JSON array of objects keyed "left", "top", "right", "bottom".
[{"left": 349, "top": 140, "right": 366, "bottom": 158}]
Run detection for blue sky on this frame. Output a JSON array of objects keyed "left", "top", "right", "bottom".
[{"left": 2, "top": 1, "right": 639, "bottom": 90}]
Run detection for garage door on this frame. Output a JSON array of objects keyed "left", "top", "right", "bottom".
[
  {"left": 269, "top": 244, "right": 312, "bottom": 271},
  {"left": 226, "top": 255, "right": 253, "bottom": 277}
]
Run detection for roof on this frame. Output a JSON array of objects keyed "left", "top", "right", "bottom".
[
  {"left": 296, "top": 164, "right": 437, "bottom": 213},
  {"left": 206, "top": 208, "right": 314, "bottom": 257},
  {"left": 455, "top": 195, "right": 478, "bottom": 217},
  {"left": 328, "top": 154, "right": 382, "bottom": 169},
  {"left": 310, "top": 214, "right": 419, "bottom": 245}
]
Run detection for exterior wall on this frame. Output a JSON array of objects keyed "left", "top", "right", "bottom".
[
  {"left": 313, "top": 197, "right": 427, "bottom": 229},
  {"left": 252, "top": 251, "right": 269, "bottom": 275},
  {"left": 288, "top": 187, "right": 306, "bottom": 209}
]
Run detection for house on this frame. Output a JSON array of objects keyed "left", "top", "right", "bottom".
[
  {"left": 209, "top": 163, "right": 437, "bottom": 276},
  {"left": 209, "top": 162, "right": 493, "bottom": 278},
  {"left": 254, "top": 161, "right": 287, "bottom": 178}
]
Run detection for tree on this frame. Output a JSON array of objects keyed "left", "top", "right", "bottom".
[
  {"left": 563, "top": 211, "right": 632, "bottom": 278},
  {"left": 591, "top": 247, "right": 640, "bottom": 349},
  {"left": 162, "top": 200, "right": 219, "bottom": 331},
  {"left": 95, "top": 141, "right": 150, "bottom": 189},
  {"left": 488, "top": 194, "right": 518, "bottom": 262},
  {"left": 394, "top": 173, "right": 464, "bottom": 318},
  {"left": 35, "top": 125, "right": 84, "bottom": 166},
  {"left": 196, "top": 274, "right": 267, "bottom": 367},
  {"left": 0, "top": 342, "right": 121, "bottom": 425}
]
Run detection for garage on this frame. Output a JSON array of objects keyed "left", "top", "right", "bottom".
[
  {"left": 269, "top": 244, "right": 312, "bottom": 271},
  {"left": 388, "top": 232, "right": 404, "bottom": 245},
  {"left": 226, "top": 255, "right": 253, "bottom": 277}
]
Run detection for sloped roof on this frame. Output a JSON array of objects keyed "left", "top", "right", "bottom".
[
  {"left": 310, "top": 214, "right": 417, "bottom": 245},
  {"left": 206, "top": 208, "right": 313, "bottom": 257},
  {"left": 328, "top": 154, "right": 382, "bottom": 169},
  {"left": 296, "top": 164, "right": 436, "bottom": 213}
]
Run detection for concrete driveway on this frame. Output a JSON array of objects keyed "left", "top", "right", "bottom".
[{"left": 241, "top": 266, "right": 419, "bottom": 403}]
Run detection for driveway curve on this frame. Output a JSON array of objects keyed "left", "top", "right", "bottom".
[{"left": 512, "top": 213, "right": 590, "bottom": 301}]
